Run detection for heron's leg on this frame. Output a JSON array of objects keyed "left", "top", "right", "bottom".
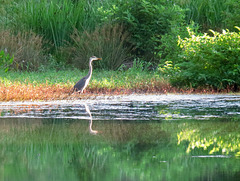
[{"left": 76, "top": 89, "right": 82, "bottom": 94}]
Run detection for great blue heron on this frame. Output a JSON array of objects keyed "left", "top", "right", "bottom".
[{"left": 72, "top": 56, "right": 102, "bottom": 93}]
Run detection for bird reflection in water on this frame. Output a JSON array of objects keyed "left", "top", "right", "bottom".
[{"left": 84, "top": 103, "right": 98, "bottom": 135}]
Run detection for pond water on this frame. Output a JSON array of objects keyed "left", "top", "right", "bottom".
[{"left": 0, "top": 94, "right": 239, "bottom": 181}]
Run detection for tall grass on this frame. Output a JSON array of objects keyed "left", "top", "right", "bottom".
[
  {"left": 176, "top": 0, "right": 228, "bottom": 30},
  {"left": 223, "top": 0, "right": 240, "bottom": 31},
  {"left": 11, "top": 0, "right": 86, "bottom": 50},
  {"left": 4, "top": 0, "right": 125, "bottom": 67},
  {"left": 0, "top": 0, "right": 15, "bottom": 29},
  {"left": 67, "top": 23, "right": 131, "bottom": 70},
  {"left": 7, "top": 0, "right": 110, "bottom": 51}
]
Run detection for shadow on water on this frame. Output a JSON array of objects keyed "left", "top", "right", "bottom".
[{"left": 0, "top": 94, "right": 239, "bottom": 181}]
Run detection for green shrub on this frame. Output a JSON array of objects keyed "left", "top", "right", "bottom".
[
  {"left": 174, "top": 27, "right": 240, "bottom": 90},
  {"left": 100, "top": 0, "right": 185, "bottom": 61},
  {"left": 0, "top": 50, "right": 14, "bottom": 72},
  {"left": 158, "top": 61, "right": 180, "bottom": 78},
  {"left": 157, "top": 22, "right": 200, "bottom": 66},
  {"left": 65, "top": 24, "right": 131, "bottom": 70}
]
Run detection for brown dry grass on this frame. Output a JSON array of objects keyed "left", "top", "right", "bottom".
[
  {"left": 0, "top": 83, "right": 70, "bottom": 101},
  {"left": 0, "top": 79, "right": 232, "bottom": 101},
  {"left": 0, "top": 79, "right": 173, "bottom": 101},
  {"left": 0, "top": 30, "right": 46, "bottom": 71}
]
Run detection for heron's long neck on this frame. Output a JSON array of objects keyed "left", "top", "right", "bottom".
[{"left": 87, "top": 60, "right": 93, "bottom": 78}]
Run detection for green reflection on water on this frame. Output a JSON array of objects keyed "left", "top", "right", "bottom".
[
  {"left": 0, "top": 117, "right": 239, "bottom": 181},
  {"left": 176, "top": 121, "right": 240, "bottom": 156}
]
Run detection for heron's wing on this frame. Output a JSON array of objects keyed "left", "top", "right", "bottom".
[{"left": 74, "top": 76, "right": 88, "bottom": 91}]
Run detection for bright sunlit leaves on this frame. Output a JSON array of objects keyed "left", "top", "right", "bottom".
[{"left": 178, "top": 127, "right": 240, "bottom": 157}]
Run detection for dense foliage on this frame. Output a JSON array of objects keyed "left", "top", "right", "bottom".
[
  {"left": 169, "top": 27, "right": 240, "bottom": 90},
  {"left": 0, "top": 0, "right": 239, "bottom": 90},
  {"left": 100, "top": 0, "right": 185, "bottom": 61}
]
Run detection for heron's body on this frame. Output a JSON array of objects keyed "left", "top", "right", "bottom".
[{"left": 72, "top": 56, "right": 101, "bottom": 93}]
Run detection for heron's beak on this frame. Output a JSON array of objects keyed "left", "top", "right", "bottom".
[{"left": 97, "top": 58, "right": 102, "bottom": 60}]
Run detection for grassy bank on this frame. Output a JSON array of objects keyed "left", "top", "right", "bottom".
[
  {"left": 1, "top": 68, "right": 236, "bottom": 102},
  {"left": 0, "top": 69, "right": 172, "bottom": 101}
]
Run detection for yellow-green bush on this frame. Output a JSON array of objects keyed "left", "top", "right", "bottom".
[{"left": 174, "top": 27, "right": 240, "bottom": 90}]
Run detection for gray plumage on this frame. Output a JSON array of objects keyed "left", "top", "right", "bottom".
[{"left": 72, "top": 56, "right": 101, "bottom": 93}]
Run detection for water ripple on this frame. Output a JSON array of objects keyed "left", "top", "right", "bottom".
[{"left": 0, "top": 94, "right": 239, "bottom": 121}]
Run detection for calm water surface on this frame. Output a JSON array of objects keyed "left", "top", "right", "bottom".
[{"left": 0, "top": 94, "right": 239, "bottom": 181}]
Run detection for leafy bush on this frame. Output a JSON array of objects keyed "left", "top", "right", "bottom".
[
  {"left": 0, "top": 50, "right": 14, "bottom": 72},
  {"left": 0, "top": 31, "right": 46, "bottom": 71},
  {"left": 65, "top": 23, "right": 131, "bottom": 70},
  {"left": 99, "top": 0, "right": 185, "bottom": 61},
  {"left": 2, "top": 0, "right": 240, "bottom": 73},
  {"left": 158, "top": 61, "right": 180, "bottom": 78},
  {"left": 157, "top": 22, "right": 200, "bottom": 66},
  {"left": 174, "top": 27, "right": 240, "bottom": 90}
]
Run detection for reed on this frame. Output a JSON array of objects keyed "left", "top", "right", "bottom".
[
  {"left": 9, "top": 0, "right": 82, "bottom": 50},
  {"left": 176, "top": 0, "right": 227, "bottom": 30},
  {"left": 9, "top": 0, "right": 110, "bottom": 52}
]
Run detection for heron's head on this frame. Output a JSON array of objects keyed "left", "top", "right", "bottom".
[{"left": 90, "top": 56, "right": 102, "bottom": 61}]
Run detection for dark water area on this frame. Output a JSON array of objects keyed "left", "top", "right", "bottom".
[{"left": 0, "top": 94, "right": 239, "bottom": 181}]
